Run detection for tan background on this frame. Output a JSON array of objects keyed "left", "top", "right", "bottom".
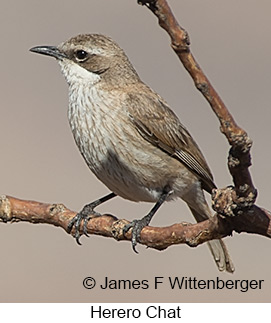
[{"left": 1, "top": 0, "right": 270, "bottom": 302}]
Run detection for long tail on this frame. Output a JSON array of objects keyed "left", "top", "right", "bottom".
[
  {"left": 188, "top": 206, "right": 235, "bottom": 273},
  {"left": 207, "top": 239, "right": 234, "bottom": 273}
]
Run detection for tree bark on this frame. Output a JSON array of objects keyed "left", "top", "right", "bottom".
[{"left": 1, "top": 195, "right": 270, "bottom": 250}]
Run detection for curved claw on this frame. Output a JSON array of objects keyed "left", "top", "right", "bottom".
[
  {"left": 67, "top": 212, "right": 92, "bottom": 244},
  {"left": 83, "top": 217, "right": 90, "bottom": 237},
  {"left": 123, "top": 219, "right": 148, "bottom": 254},
  {"left": 131, "top": 238, "right": 139, "bottom": 254},
  {"left": 67, "top": 193, "right": 116, "bottom": 244},
  {"left": 75, "top": 234, "right": 82, "bottom": 246},
  {"left": 67, "top": 216, "right": 76, "bottom": 234}
]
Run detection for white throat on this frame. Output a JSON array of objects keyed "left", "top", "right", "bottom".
[{"left": 58, "top": 59, "right": 101, "bottom": 87}]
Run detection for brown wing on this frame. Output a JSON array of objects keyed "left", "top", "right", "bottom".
[{"left": 125, "top": 88, "right": 216, "bottom": 193}]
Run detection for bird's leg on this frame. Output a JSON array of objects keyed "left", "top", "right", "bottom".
[
  {"left": 123, "top": 188, "right": 172, "bottom": 253},
  {"left": 67, "top": 192, "right": 116, "bottom": 244}
]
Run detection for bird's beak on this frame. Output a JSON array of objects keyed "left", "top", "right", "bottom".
[{"left": 29, "top": 46, "right": 67, "bottom": 60}]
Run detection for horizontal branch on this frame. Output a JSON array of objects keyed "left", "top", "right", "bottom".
[{"left": 1, "top": 195, "right": 270, "bottom": 250}]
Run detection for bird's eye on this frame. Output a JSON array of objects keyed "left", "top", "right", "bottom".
[{"left": 75, "top": 50, "right": 88, "bottom": 61}]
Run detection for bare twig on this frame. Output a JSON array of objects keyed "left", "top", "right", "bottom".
[{"left": 138, "top": 0, "right": 257, "bottom": 217}]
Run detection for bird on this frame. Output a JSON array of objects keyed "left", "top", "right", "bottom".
[{"left": 30, "top": 34, "right": 234, "bottom": 273}]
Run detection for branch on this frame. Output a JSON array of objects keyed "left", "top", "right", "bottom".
[
  {"left": 138, "top": 0, "right": 257, "bottom": 217},
  {"left": 1, "top": 195, "right": 270, "bottom": 251}
]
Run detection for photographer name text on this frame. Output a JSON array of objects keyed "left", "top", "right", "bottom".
[{"left": 83, "top": 276, "right": 264, "bottom": 293}]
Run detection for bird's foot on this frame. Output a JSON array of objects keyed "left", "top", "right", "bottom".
[
  {"left": 67, "top": 193, "right": 117, "bottom": 245},
  {"left": 123, "top": 215, "right": 151, "bottom": 253},
  {"left": 67, "top": 203, "right": 101, "bottom": 245}
]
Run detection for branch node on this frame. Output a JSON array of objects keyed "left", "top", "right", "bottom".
[
  {"left": 232, "top": 133, "right": 252, "bottom": 153},
  {"left": 49, "top": 203, "right": 66, "bottom": 216},
  {"left": 212, "top": 185, "right": 257, "bottom": 219},
  {"left": 171, "top": 30, "right": 190, "bottom": 53},
  {"left": 186, "top": 229, "right": 209, "bottom": 247},
  {"left": 228, "top": 154, "right": 240, "bottom": 168},
  {"left": 212, "top": 187, "right": 237, "bottom": 217},
  {"left": 111, "top": 219, "right": 130, "bottom": 241},
  {"left": 0, "top": 195, "right": 11, "bottom": 222},
  {"left": 235, "top": 189, "right": 258, "bottom": 211},
  {"left": 195, "top": 81, "right": 209, "bottom": 95}
]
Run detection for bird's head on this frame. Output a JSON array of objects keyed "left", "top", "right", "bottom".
[{"left": 30, "top": 34, "right": 140, "bottom": 87}]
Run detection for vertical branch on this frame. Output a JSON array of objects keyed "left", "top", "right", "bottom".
[{"left": 138, "top": 0, "right": 257, "bottom": 213}]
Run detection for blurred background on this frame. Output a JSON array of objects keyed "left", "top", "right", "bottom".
[{"left": 0, "top": 0, "right": 270, "bottom": 302}]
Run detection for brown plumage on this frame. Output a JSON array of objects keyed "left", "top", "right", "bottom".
[{"left": 30, "top": 34, "right": 234, "bottom": 272}]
